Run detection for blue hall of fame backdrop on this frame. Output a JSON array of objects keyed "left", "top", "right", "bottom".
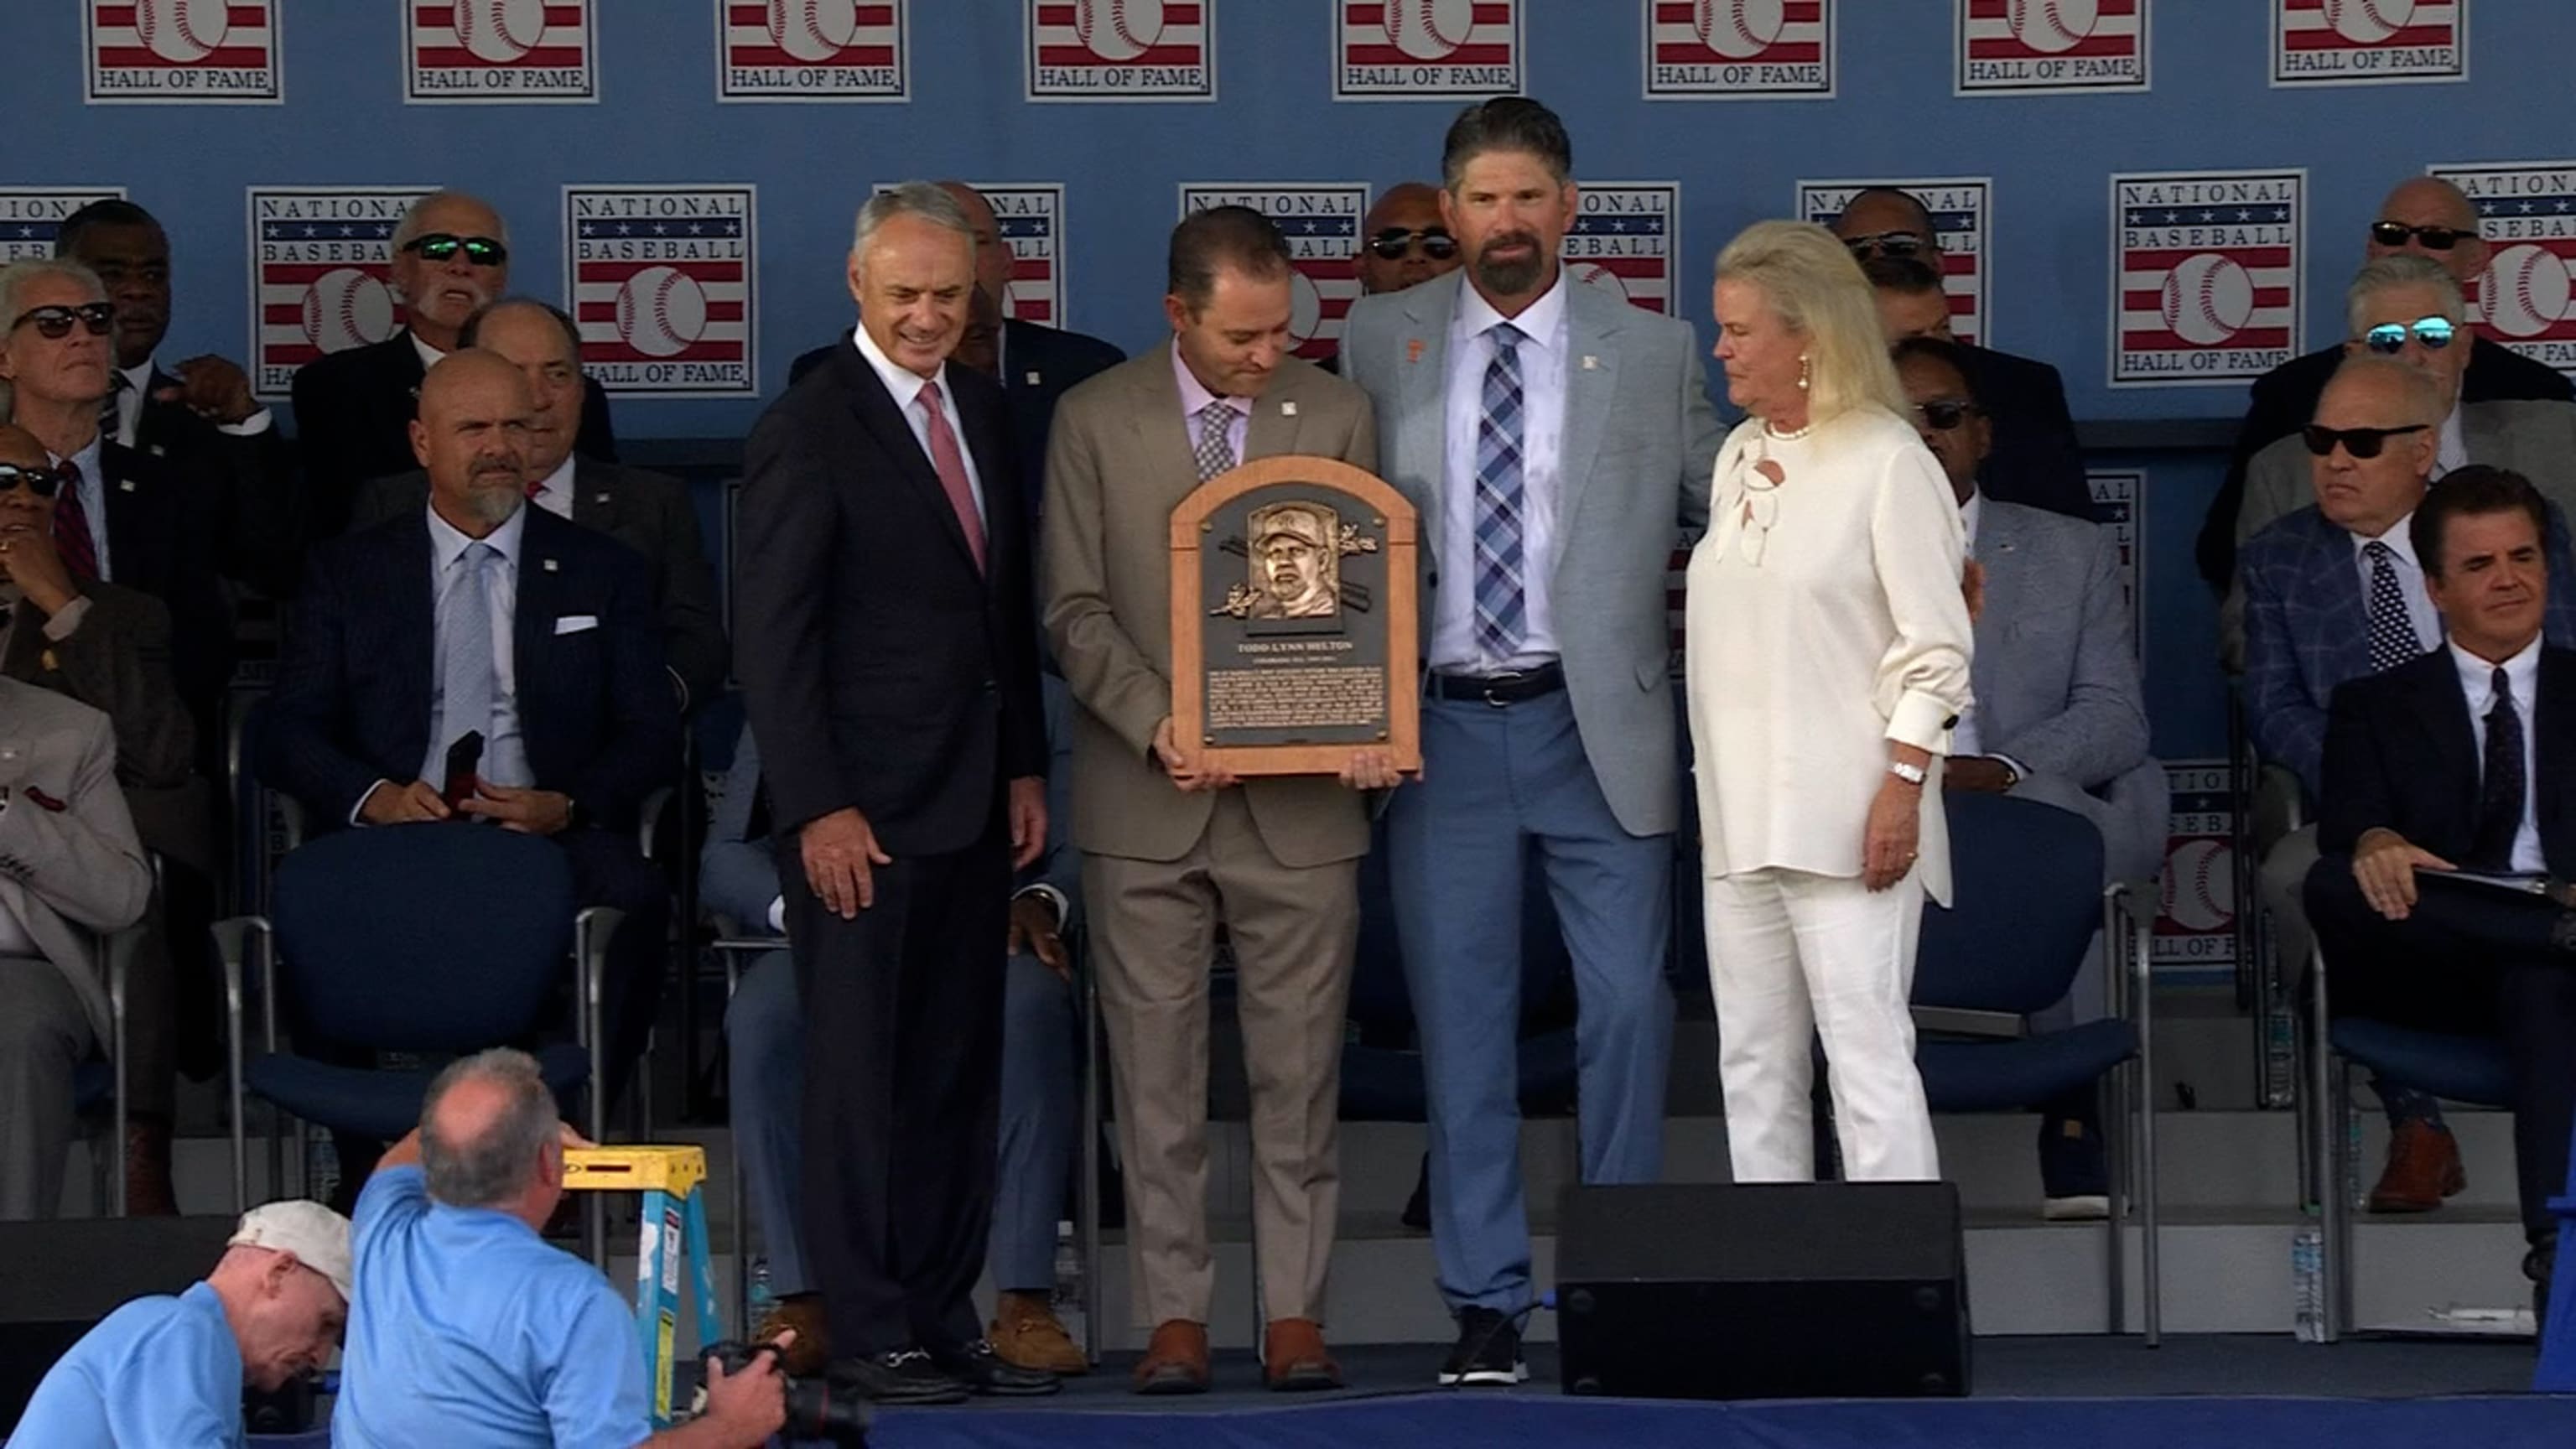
[{"left": 8, "top": 0, "right": 2573, "bottom": 972}]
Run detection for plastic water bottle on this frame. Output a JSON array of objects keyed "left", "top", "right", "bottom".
[
  {"left": 1051, "top": 1219, "right": 1086, "bottom": 1342},
  {"left": 306, "top": 1134, "right": 340, "bottom": 1208},
  {"left": 747, "top": 1256, "right": 774, "bottom": 1322},
  {"left": 2292, "top": 1226, "right": 2324, "bottom": 1342}
]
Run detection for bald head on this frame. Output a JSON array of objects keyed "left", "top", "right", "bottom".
[
  {"left": 2366, "top": 176, "right": 2488, "bottom": 287},
  {"left": 2310, "top": 353, "right": 2440, "bottom": 538},
  {"left": 420, "top": 1048, "right": 562, "bottom": 1223},
  {"left": 935, "top": 181, "right": 1015, "bottom": 307},
  {"left": 1832, "top": 188, "right": 1937, "bottom": 259},
  {"left": 1358, "top": 182, "right": 1458, "bottom": 295},
  {"left": 411, "top": 350, "right": 532, "bottom": 534}
]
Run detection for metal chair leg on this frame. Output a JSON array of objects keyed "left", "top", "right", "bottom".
[
  {"left": 1078, "top": 956, "right": 1104, "bottom": 1366},
  {"left": 2135, "top": 904, "right": 2161, "bottom": 1347}
]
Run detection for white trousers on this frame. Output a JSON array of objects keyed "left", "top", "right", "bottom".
[{"left": 1704, "top": 868, "right": 1939, "bottom": 1182}]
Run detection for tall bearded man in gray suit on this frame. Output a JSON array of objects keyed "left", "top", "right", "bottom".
[{"left": 1338, "top": 96, "right": 1722, "bottom": 1388}]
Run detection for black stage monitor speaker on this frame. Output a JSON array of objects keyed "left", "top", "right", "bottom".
[
  {"left": 0, "top": 1215, "right": 239, "bottom": 1432},
  {"left": 1555, "top": 1182, "right": 1971, "bottom": 1400}
]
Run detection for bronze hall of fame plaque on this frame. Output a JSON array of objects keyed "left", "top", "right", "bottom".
[{"left": 1170, "top": 456, "right": 1420, "bottom": 777}]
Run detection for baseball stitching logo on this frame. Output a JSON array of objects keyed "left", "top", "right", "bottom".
[
  {"left": 719, "top": 0, "right": 907, "bottom": 99},
  {"left": 2154, "top": 760, "right": 2239, "bottom": 981},
  {"left": 1027, "top": 0, "right": 1210, "bottom": 101},
  {"left": 565, "top": 184, "right": 758, "bottom": 397},
  {"left": 2111, "top": 169, "right": 2302, "bottom": 387},
  {"left": 86, "top": 0, "right": 280, "bottom": 103},
  {"left": 1646, "top": 0, "right": 1832, "bottom": 97},
  {"left": 1338, "top": 0, "right": 1521, "bottom": 97},
  {"left": 1565, "top": 183, "right": 1680, "bottom": 316},
  {"left": 248, "top": 186, "right": 434, "bottom": 397},
  {"left": 1956, "top": 0, "right": 2147, "bottom": 94},
  {"left": 2272, "top": 0, "right": 2463, "bottom": 87},
  {"left": 408, "top": 0, "right": 598, "bottom": 103},
  {"left": 2428, "top": 164, "right": 2576, "bottom": 373},
  {"left": 1178, "top": 185, "right": 1364, "bottom": 360}
]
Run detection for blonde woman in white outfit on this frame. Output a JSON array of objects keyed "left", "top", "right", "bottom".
[{"left": 1687, "top": 221, "right": 1975, "bottom": 1183}]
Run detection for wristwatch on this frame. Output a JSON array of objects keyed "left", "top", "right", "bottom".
[{"left": 1888, "top": 761, "right": 1928, "bottom": 787}]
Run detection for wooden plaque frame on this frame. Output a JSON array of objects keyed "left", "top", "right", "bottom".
[{"left": 1170, "top": 455, "right": 1421, "bottom": 776}]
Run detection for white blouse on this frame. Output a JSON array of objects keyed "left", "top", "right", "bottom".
[{"left": 1685, "top": 407, "right": 1976, "bottom": 904}]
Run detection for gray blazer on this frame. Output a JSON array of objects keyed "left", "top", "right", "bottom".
[
  {"left": 1971, "top": 499, "right": 2165, "bottom": 882},
  {"left": 1340, "top": 273, "right": 1722, "bottom": 837},
  {"left": 351, "top": 459, "right": 729, "bottom": 711},
  {"left": 0, "top": 677, "right": 153, "bottom": 1042}
]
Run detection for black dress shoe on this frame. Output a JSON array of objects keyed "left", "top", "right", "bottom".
[
  {"left": 931, "top": 1337, "right": 1062, "bottom": 1396},
  {"left": 828, "top": 1348, "right": 970, "bottom": 1405}
]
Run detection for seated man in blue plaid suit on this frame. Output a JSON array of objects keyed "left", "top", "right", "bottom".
[{"left": 2241, "top": 353, "right": 2576, "bottom": 1216}]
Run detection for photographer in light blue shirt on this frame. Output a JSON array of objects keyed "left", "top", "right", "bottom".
[{"left": 332, "top": 1047, "right": 785, "bottom": 1449}]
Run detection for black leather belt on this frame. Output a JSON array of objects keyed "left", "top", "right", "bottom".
[{"left": 1428, "top": 662, "right": 1566, "bottom": 706}]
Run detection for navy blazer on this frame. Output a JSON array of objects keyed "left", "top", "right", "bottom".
[
  {"left": 258, "top": 502, "right": 678, "bottom": 829},
  {"left": 1955, "top": 342, "right": 2101, "bottom": 524},
  {"left": 2319, "top": 644, "right": 2576, "bottom": 875},
  {"left": 96, "top": 439, "right": 231, "bottom": 750},
  {"left": 2240, "top": 501, "right": 2576, "bottom": 800}
]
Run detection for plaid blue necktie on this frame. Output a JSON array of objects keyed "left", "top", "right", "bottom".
[{"left": 1472, "top": 322, "right": 1527, "bottom": 661}]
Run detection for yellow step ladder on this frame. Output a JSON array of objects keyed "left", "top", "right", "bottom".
[{"left": 564, "top": 1145, "right": 724, "bottom": 1428}]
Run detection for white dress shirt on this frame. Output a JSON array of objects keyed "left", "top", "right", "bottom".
[
  {"left": 526, "top": 452, "right": 578, "bottom": 520},
  {"left": 850, "top": 323, "right": 984, "bottom": 527},
  {"left": 2453, "top": 635, "right": 2544, "bottom": 874},
  {"left": 420, "top": 501, "right": 531, "bottom": 790},
  {"left": 1171, "top": 345, "right": 1250, "bottom": 465},
  {"left": 109, "top": 358, "right": 274, "bottom": 447},
  {"left": 410, "top": 332, "right": 447, "bottom": 376},
  {"left": 2350, "top": 511, "right": 2442, "bottom": 657},
  {"left": 2434, "top": 404, "right": 2469, "bottom": 480},
  {"left": 46, "top": 434, "right": 112, "bottom": 582},
  {"left": 1433, "top": 273, "right": 1571, "bottom": 673}
]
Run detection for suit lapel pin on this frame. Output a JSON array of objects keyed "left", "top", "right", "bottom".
[
  {"left": 1025, "top": 371, "right": 1042, "bottom": 387},
  {"left": 1280, "top": 400, "right": 1298, "bottom": 417},
  {"left": 148, "top": 445, "right": 166, "bottom": 458},
  {"left": 543, "top": 558, "right": 559, "bottom": 573},
  {"left": 119, "top": 479, "right": 137, "bottom": 492},
  {"left": 1405, "top": 338, "right": 1425, "bottom": 365},
  {"left": 1581, "top": 355, "right": 1600, "bottom": 371},
  {"left": 592, "top": 492, "right": 610, "bottom": 505}
]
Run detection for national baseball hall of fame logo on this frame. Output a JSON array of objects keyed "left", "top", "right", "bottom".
[
  {"left": 2085, "top": 469, "right": 2145, "bottom": 657},
  {"left": 566, "top": 186, "right": 758, "bottom": 397},
  {"left": 1644, "top": 0, "right": 1834, "bottom": 100},
  {"left": 2111, "top": 169, "right": 2303, "bottom": 387},
  {"left": 85, "top": 0, "right": 281, "bottom": 102},
  {"left": 406, "top": 0, "right": 598, "bottom": 102},
  {"left": 2157, "top": 761, "right": 2237, "bottom": 982},
  {"left": 1956, "top": 0, "right": 2148, "bottom": 96},
  {"left": 2429, "top": 162, "right": 2576, "bottom": 374},
  {"left": 1564, "top": 184, "right": 1678, "bottom": 317},
  {"left": 1027, "top": 0, "right": 1212, "bottom": 101},
  {"left": 875, "top": 182, "right": 1066, "bottom": 327},
  {"left": 719, "top": 0, "right": 908, "bottom": 100},
  {"left": 247, "top": 186, "right": 434, "bottom": 399},
  {"left": 1178, "top": 186, "right": 1363, "bottom": 363},
  {"left": 0, "top": 190, "right": 127, "bottom": 264},
  {"left": 1335, "top": 0, "right": 1522, "bottom": 100},
  {"left": 2272, "top": 0, "right": 2464, "bottom": 87},
  {"left": 1799, "top": 179, "right": 1987, "bottom": 345}
]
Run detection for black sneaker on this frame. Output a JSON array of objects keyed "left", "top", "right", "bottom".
[
  {"left": 1439, "top": 1306, "right": 1527, "bottom": 1386},
  {"left": 930, "top": 1337, "right": 1062, "bottom": 1397},
  {"left": 829, "top": 1348, "right": 969, "bottom": 1405}
]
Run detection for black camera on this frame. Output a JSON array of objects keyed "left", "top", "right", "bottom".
[{"left": 699, "top": 1339, "right": 870, "bottom": 1445}]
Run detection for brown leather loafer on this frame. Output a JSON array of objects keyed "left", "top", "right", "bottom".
[
  {"left": 1132, "top": 1318, "right": 1211, "bottom": 1395},
  {"left": 2368, "top": 1119, "right": 2465, "bottom": 1213},
  {"left": 989, "top": 1290, "right": 1088, "bottom": 1376},
  {"left": 1263, "top": 1317, "right": 1342, "bottom": 1392}
]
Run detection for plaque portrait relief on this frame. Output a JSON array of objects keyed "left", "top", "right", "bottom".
[{"left": 1171, "top": 457, "right": 1420, "bottom": 776}]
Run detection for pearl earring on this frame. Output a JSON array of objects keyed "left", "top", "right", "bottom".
[{"left": 1796, "top": 355, "right": 1811, "bottom": 392}]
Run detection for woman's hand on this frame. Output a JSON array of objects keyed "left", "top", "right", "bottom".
[{"left": 1862, "top": 776, "right": 1922, "bottom": 891}]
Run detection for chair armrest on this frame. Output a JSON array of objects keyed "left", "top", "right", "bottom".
[
  {"left": 277, "top": 795, "right": 306, "bottom": 854},
  {"left": 1910, "top": 1005, "right": 2025, "bottom": 1040},
  {"left": 572, "top": 905, "right": 625, "bottom": 1147},
  {"left": 210, "top": 915, "right": 273, "bottom": 1215},
  {"left": 637, "top": 786, "right": 675, "bottom": 863}
]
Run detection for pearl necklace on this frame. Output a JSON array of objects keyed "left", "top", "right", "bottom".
[{"left": 1763, "top": 418, "right": 1815, "bottom": 443}]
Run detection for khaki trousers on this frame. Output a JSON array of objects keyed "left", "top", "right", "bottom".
[{"left": 1084, "top": 791, "right": 1358, "bottom": 1328}]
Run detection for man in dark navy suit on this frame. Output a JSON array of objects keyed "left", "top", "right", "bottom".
[
  {"left": 259, "top": 351, "right": 675, "bottom": 1119},
  {"left": 291, "top": 191, "right": 618, "bottom": 541},
  {"left": 789, "top": 181, "right": 1123, "bottom": 522},
  {"left": 2308, "top": 465, "right": 2576, "bottom": 1316}
]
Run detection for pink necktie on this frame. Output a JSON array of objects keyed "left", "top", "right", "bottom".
[{"left": 916, "top": 379, "right": 987, "bottom": 574}]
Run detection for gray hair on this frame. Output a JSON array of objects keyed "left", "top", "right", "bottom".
[
  {"left": 0, "top": 258, "right": 106, "bottom": 331},
  {"left": 391, "top": 190, "right": 509, "bottom": 253},
  {"left": 2345, "top": 254, "right": 2464, "bottom": 337},
  {"left": 2321, "top": 351, "right": 2444, "bottom": 428},
  {"left": 419, "top": 1047, "right": 557, "bottom": 1209},
  {"left": 850, "top": 181, "right": 973, "bottom": 268}
]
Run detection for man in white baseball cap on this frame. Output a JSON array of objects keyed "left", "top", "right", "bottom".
[{"left": 8, "top": 1198, "right": 351, "bottom": 1445}]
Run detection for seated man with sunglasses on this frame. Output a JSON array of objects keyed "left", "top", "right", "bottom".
[
  {"left": 290, "top": 190, "right": 618, "bottom": 539},
  {"left": 2236, "top": 256, "right": 2576, "bottom": 557},
  {"left": 2199, "top": 176, "right": 2575, "bottom": 594},
  {"left": 1829, "top": 187, "right": 2096, "bottom": 524}
]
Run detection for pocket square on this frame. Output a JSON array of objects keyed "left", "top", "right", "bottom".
[{"left": 554, "top": 615, "right": 600, "bottom": 636}]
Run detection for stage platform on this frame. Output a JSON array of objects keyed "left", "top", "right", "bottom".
[{"left": 838, "top": 1336, "right": 2571, "bottom": 1449}]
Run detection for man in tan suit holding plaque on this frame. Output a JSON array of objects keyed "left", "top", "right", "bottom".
[{"left": 1041, "top": 205, "right": 1393, "bottom": 1395}]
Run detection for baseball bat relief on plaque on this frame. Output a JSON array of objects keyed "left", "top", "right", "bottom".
[{"left": 1169, "top": 456, "right": 1420, "bottom": 777}]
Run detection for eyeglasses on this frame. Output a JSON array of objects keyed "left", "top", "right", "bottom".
[
  {"left": 1843, "top": 231, "right": 1929, "bottom": 259},
  {"left": 1366, "top": 227, "right": 1457, "bottom": 262},
  {"left": 2361, "top": 315, "right": 2456, "bottom": 354},
  {"left": 2302, "top": 423, "right": 2429, "bottom": 460},
  {"left": 1912, "top": 399, "right": 1980, "bottom": 431},
  {"left": 402, "top": 233, "right": 510, "bottom": 267},
  {"left": 0, "top": 462, "right": 65, "bottom": 497},
  {"left": 2370, "top": 221, "right": 2475, "bottom": 252},
  {"left": 10, "top": 302, "right": 113, "bottom": 340}
]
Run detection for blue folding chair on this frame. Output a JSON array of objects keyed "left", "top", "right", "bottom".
[
  {"left": 1910, "top": 792, "right": 2161, "bottom": 1343},
  {"left": 214, "top": 821, "right": 621, "bottom": 1207},
  {"left": 2538, "top": 1114, "right": 2576, "bottom": 1388}
]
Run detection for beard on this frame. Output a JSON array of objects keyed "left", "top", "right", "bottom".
[
  {"left": 461, "top": 468, "right": 524, "bottom": 527},
  {"left": 1472, "top": 230, "right": 1548, "bottom": 297}
]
